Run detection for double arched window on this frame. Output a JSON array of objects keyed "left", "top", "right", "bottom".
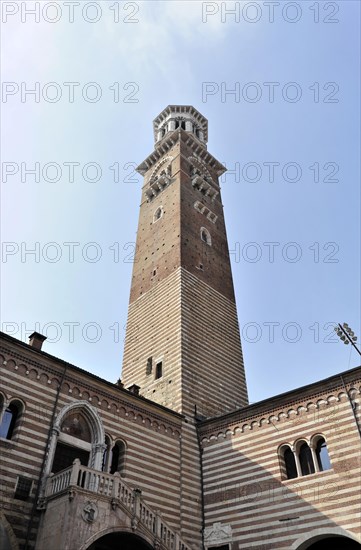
[
  {"left": 280, "top": 435, "right": 331, "bottom": 480},
  {"left": 0, "top": 398, "right": 24, "bottom": 440}
]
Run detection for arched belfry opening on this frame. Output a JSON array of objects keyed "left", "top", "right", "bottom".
[{"left": 86, "top": 532, "right": 153, "bottom": 550}]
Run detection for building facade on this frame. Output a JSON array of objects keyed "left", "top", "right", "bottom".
[{"left": 0, "top": 106, "right": 360, "bottom": 550}]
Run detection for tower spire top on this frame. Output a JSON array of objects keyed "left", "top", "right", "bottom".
[{"left": 153, "top": 105, "right": 208, "bottom": 147}]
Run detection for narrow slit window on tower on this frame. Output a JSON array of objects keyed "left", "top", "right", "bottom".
[
  {"left": 146, "top": 357, "right": 153, "bottom": 375},
  {"left": 155, "top": 361, "right": 163, "bottom": 379}
]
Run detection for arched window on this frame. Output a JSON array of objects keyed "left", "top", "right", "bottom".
[
  {"left": 153, "top": 206, "right": 163, "bottom": 223},
  {"left": 315, "top": 436, "right": 331, "bottom": 471},
  {"left": 45, "top": 402, "right": 105, "bottom": 479},
  {"left": 200, "top": 227, "right": 211, "bottom": 246},
  {"left": 175, "top": 119, "right": 186, "bottom": 130},
  {"left": 110, "top": 440, "right": 126, "bottom": 476},
  {"left": 282, "top": 446, "right": 298, "bottom": 479},
  {"left": 0, "top": 400, "right": 22, "bottom": 440},
  {"left": 299, "top": 442, "right": 315, "bottom": 476}
]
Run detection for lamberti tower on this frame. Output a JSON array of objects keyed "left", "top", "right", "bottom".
[
  {"left": 122, "top": 105, "right": 248, "bottom": 418},
  {"left": 121, "top": 106, "right": 248, "bottom": 544}
]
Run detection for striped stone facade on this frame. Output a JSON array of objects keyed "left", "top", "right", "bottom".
[
  {"left": 0, "top": 333, "right": 186, "bottom": 550},
  {"left": 199, "top": 367, "right": 361, "bottom": 549}
]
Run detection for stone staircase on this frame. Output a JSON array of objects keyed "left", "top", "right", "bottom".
[{"left": 45, "top": 459, "right": 190, "bottom": 550}]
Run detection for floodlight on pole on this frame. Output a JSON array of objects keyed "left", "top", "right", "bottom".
[{"left": 334, "top": 323, "right": 361, "bottom": 356}]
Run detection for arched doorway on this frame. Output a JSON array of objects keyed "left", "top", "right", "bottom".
[
  {"left": 87, "top": 532, "right": 153, "bottom": 550},
  {"left": 44, "top": 401, "right": 105, "bottom": 478},
  {"left": 306, "top": 538, "right": 361, "bottom": 549}
]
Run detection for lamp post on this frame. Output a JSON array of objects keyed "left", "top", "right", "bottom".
[{"left": 334, "top": 323, "right": 361, "bottom": 356}]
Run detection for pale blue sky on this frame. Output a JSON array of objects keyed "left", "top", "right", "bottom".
[{"left": 1, "top": 1, "right": 360, "bottom": 403}]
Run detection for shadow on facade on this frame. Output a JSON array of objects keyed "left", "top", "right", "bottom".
[{"left": 201, "top": 424, "right": 361, "bottom": 550}]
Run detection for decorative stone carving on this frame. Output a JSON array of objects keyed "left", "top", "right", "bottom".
[
  {"left": 82, "top": 501, "right": 98, "bottom": 523},
  {"left": 204, "top": 522, "right": 232, "bottom": 546},
  {"left": 131, "top": 516, "right": 139, "bottom": 531}
]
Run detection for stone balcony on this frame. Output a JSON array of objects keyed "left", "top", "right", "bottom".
[{"left": 39, "top": 459, "right": 190, "bottom": 550}]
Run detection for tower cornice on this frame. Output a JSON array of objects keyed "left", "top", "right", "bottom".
[{"left": 136, "top": 129, "right": 227, "bottom": 177}]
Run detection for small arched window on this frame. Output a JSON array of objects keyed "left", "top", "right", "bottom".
[
  {"left": 0, "top": 401, "right": 22, "bottom": 440},
  {"left": 200, "top": 227, "right": 211, "bottom": 246},
  {"left": 315, "top": 436, "right": 331, "bottom": 471},
  {"left": 153, "top": 206, "right": 163, "bottom": 223},
  {"left": 283, "top": 446, "right": 298, "bottom": 480},
  {"left": 102, "top": 435, "right": 112, "bottom": 472},
  {"left": 299, "top": 442, "right": 315, "bottom": 476},
  {"left": 110, "top": 440, "right": 126, "bottom": 476}
]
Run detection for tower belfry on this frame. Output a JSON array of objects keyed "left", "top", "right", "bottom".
[{"left": 122, "top": 105, "right": 248, "bottom": 418}]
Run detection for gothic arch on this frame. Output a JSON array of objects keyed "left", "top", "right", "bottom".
[
  {"left": 44, "top": 401, "right": 105, "bottom": 478},
  {"left": 54, "top": 401, "right": 104, "bottom": 443},
  {"left": 290, "top": 527, "right": 361, "bottom": 549}
]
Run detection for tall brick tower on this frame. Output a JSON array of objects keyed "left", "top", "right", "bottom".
[{"left": 122, "top": 105, "right": 248, "bottom": 418}]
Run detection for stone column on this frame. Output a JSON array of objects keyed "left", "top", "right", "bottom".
[
  {"left": 293, "top": 447, "right": 302, "bottom": 477},
  {"left": 93, "top": 442, "right": 106, "bottom": 470},
  {"left": 310, "top": 443, "right": 320, "bottom": 472},
  {"left": 44, "top": 427, "right": 60, "bottom": 477},
  {"left": 70, "top": 458, "right": 81, "bottom": 486}
]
